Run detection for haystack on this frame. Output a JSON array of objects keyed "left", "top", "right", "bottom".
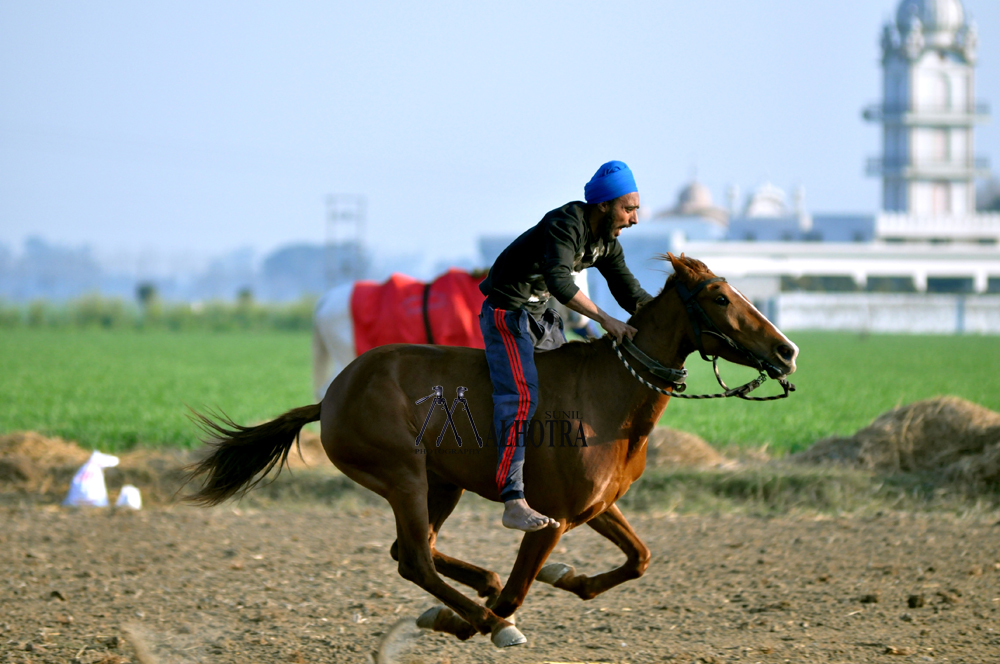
[
  {"left": 645, "top": 427, "right": 729, "bottom": 469},
  {"left": 0, "top": 431, "right": 91, "bottom": 467},
  {"left": 793, "top": 396, "right": 1000, "bottom": 487},
  {"left": 0, "top": 431, "right": 91, "bottom": 490},
  {"left": 0, "top": 427, "right": 336, "bottom": 505},
  {"left": 0, "top": 431, "right": 191, "bottom": 503}
]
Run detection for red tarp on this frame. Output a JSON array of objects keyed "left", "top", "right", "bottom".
[{"left": 350, "top": 269, "right": 486, "bottom": 356}]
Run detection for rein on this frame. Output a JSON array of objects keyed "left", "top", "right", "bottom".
[{"left": 610, "top": 276, "right": 796, "bottom": 402}]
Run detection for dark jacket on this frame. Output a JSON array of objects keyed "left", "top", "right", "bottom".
[{"left": 479, "top": 201, "right": 652, "bottom": 317}]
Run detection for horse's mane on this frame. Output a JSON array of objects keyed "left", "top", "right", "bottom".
[
  {"left": 629, "top": 253, "right": 716, "bottom": 319},
  {"left": 657, "top": 253, "right": 715, "bottom": 289},
  {"left": 561, "top": 253, "right": 716, "bottom": 349}
]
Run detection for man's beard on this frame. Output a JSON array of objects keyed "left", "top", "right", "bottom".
[{"left": 598, "top": 211, "right": 617, "bottom": 243}]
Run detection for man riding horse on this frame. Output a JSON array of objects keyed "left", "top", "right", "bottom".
[
  {"left": 187, "top": 247, "right": 800, "bottom": 648},
  {"left": 478, "top": 160, "right": 653, "bottom": 532}
]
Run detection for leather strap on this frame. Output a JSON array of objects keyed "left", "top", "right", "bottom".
[{"left": 620, "top": 337, "right": 688, "bottom": 385}]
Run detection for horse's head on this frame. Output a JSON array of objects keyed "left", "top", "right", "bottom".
[{"left": 659, "top": 252, "right": 798, "bottom": 378}]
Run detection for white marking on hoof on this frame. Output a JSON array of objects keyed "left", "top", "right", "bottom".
[
  {"left": 415, "top": 605, "right": 445, "bottom": 630},
  {"left": 491, "top": 624, "right": 526, "bottom": 647},
  {"left": 536, "top": 562, "right": 574, "bottom": 585}
]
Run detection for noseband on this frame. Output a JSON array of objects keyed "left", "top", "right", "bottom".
[{"left": 611, "top": 276, "right": 796, "bottom": 401}]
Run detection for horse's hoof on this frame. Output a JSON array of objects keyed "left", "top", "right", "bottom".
[
  {"left": 491, "top": 624, "right": 526, "bottom": 647},
  {"left": 415, "top": 605, "right": 445, "bottom": 630},
  {"left": 416, "top": 604, "right": 476, "bottom": 641},
  {"left": 536, "top": 562, "right": 574, "bottom": 585}
]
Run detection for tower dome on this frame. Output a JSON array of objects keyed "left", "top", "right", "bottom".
[
  {"left": 676, "top": 181, "right": 714, "bottom": 213},
  {"left": 744, "top": 182, "right": 789, "bottom": 218},
  {"left": 896, "top": 0, "right": 965, "bottom": 47},
  {"left": 652, "top": 179, "right": 728, "bottom": 225}
]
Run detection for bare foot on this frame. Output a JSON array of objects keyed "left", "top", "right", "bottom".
[{"left": 502, "top": 498, "right": 559, "bottom": 532}]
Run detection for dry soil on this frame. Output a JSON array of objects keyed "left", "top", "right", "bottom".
[{"left": 2, "top": 502, "right": 999, "bottom": 664}]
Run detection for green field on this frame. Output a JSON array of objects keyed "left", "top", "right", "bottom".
[
  {"left": 1, "top": 329, "right": 999, "bottom": 454},
  {"left": 0, "top": 329, "right": 314, "bottom": 451},
  {"left": 666, "top": 331, "right": 1000, "bottom": 452}
]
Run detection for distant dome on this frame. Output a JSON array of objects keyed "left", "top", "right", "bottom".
[
  {"left": 653, "top": 179, "right": 728, "bottom": 225},
  {"left": 744, "top": 182, "right": 789, "bottom": 218},
  {"left": 676, "top": 181, "right": 714, "bottom": 213},
  {"left": 897, "top": 0, "right": 965, "bottom": 46}
]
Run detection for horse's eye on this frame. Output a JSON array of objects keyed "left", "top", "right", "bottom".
[{"left": 714, "top": 295, "right": 729, "bottom": 305}]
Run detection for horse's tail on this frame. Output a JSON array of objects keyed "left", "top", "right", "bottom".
[{"left": 183, "top": 403, "right": 322, "bottom": 506}]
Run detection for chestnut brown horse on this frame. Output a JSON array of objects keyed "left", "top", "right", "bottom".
[{"left": 186, "top": 253, "right": 798, "bottom": 648}]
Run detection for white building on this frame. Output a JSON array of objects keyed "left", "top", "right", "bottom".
[
  {"left": 864, "top": 0, "right": 989, "bottom": 217},
  {"left": 862, "top": 0, "right": 1000, "bottom": 249}
]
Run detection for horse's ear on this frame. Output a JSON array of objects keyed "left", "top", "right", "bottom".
[{"left": 666, "top": 252, "right": 689, "bottom": 280}]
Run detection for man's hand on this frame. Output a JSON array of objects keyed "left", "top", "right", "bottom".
[
  {"left": 602, "top": 317, "right": 638, "bottom": 344},
  {"left": 564, "top": 290, "right": 639, "bottom": 343}
]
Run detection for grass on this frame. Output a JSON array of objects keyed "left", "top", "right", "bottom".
[
  {"left": 618, "top": 465, "right": 999, "bottom": 515},
  {"left": 1, "top": 329, "right": 999, "bottom": 454},
  {"left": 659, "top": 331, "right": 1000, "bottom": 454},
  {"left": 220, "top": 464, "right": 1000, "bottom": 516},
  {"left": 0, "top": 329, "right": 313, "bottom": 452}
]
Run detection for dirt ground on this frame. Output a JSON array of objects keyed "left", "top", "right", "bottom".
[{"left": 3, "top": 500, "right": 999, "bottom": 664}]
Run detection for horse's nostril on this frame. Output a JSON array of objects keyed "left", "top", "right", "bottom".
[{"left": 776, "top": 344, "right": 795, "bottom": 363}]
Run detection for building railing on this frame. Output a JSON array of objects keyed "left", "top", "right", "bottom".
[
  {"left": 777, "top": 293, "right": 1000, "bottom": 334},
  {"left": 876, "top": 212, "right": 1000, "bottom": 240},
  {"left": 862, "top": 101, "right": 990, "bottom": 121},
  {"left": 867, "top": 156, "right": 990, "bottom": 176}
]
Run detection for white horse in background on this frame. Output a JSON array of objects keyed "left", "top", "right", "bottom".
[
  {"left": 312, "top": 281, "right": 356, "bottom": 401},
  {"left": 312, "top": 270, "right": 594, "bottom": 400}
]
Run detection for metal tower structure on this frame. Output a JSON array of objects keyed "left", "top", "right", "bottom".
[{"left": 325, "top": 194, "right": 368, "bottom": 288}]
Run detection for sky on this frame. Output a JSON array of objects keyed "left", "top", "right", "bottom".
[{"left": 1, "top": 0, "right": 998, "bottom": 270}]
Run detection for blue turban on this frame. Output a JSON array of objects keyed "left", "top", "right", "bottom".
[{"left": 584, "top": 161, "right": 638, "bottom": 204}]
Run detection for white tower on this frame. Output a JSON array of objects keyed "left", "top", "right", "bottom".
[{"left": 864, "top": 0, "right": 989, "bottom": 216}]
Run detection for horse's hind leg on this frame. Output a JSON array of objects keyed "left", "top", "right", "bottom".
[
  {"left": 387, "top": 484, "right": 523, "bottom": 646},
  {"left": 427, "top": 480, "right": 503, "bottom": 601},
  {"left": 431, "top": 547, "right": 505, "bottom": 603},
  {"left": 390, "top": 480, "right": 504, "bottom": 601},
  {"left": 536, "top": 504, "right": 651, "bottom": 600}
]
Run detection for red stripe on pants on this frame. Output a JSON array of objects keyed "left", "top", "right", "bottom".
[
  {"left": 494, "top": 309, "right": 526, "bottom": 488},
  {"left": 494, "top": 309, "right": 529, "bottom": 491}
]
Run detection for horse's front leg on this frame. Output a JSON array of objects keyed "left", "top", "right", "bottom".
[
  {"left": 486, "top": 524, "right": 565, "bottom": 618},
  {"left": 536, "top": 504, "right": 651, "bottom": 600}
]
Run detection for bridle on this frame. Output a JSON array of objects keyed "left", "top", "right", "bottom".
[{"left": 610, "top": 276, "right": 796, "bottom": 401}]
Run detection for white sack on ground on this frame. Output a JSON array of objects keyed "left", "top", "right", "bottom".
[
  {"left": 115, "top": 484, "right": 142, "bottom": 510},
  {"left": 63, "top": 451, "right": 120, "bottom": 507}
]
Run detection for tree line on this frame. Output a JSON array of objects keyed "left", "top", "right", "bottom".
[{"left": 0, "top": 287, "right": 316, "bottom": 332}]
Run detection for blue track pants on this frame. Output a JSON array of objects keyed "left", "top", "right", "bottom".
[{"left": 479, "top": 299, "right": 564, "bottom": 502}]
